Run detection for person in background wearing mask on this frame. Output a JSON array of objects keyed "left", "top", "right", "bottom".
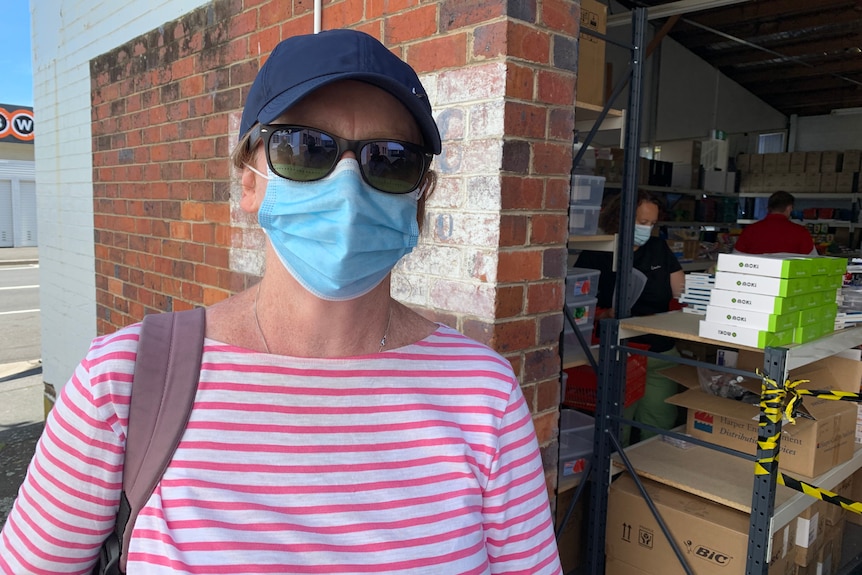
[
  {"left": 734, "top": 190, "right": 817, "bottom": 255},
  {"left": 0, "top": 30, "right": 563, "bottom": 575},
  {"left": 575, "top": 190, "right": 684, "bottom": 444}
]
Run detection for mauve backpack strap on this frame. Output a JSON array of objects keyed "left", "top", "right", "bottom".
[{"left": 115, "top": 307, "right": 206, "bottom": 573}]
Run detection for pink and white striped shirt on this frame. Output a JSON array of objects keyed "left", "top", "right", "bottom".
[{"left": 1, "top": 323, "right": 562, "bottom": 574}]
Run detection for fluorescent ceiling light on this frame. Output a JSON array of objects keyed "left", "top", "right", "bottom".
[{"left": 608, "top": 0, "right": 753, "bottom": 27}]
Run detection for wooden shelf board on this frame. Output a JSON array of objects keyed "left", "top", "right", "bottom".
[
  {"left": 604, "top": 183, "right": 738, "bottom": 197},
  {"left": 617, "top": 311, "right": 862, "bottom": 370},
  {"left": 575, "top": 100, "right": 623, "bottom": 122},
  {"left": 613, "top": 438, "right": 862, "bottom": 533}
]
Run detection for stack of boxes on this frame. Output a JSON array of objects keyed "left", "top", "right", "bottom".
[
  {"left": 738, "top": 150, "right": 861, "bottom": 194},
  {"left": 698, "top": 253, "right": 845, "bottom": 348}
]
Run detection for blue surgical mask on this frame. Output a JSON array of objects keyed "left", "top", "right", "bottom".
[
  {"left": 255, "top": 159, "right": 420, "bottom": 301},
  {"left": 634, "top": 224, "right": 653, "bottom": 246}
]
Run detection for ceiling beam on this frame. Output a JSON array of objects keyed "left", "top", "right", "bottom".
[
  {"left": 672, "top": 7, "right": 862, "bottom": 50},
  {"left": 732, "top": 59, "right": 862, "bottom": 85},
  {"left": 669, "top": 0, "right": 859, "bottom": 30},
  {"left": 607, "top": 0, "right": 753, "bottom": 27},
  {"left": 705, "top": 35, "right": 862, "bottom": 68}
]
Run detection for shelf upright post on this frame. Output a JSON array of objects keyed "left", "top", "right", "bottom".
[
  {"left": 614, "top": 6, "right": 647, "bottom": 320},
  {"left": 745, "top": 346, "right": 788, "bottom": 575},
  {"left": 586, "top": 7, "right": 649, "bottom": 575},
  {"left": 586, "top": 318, "right": 623, "bottom": 575}
]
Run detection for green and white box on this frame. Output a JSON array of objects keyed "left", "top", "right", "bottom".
[
  {"left": 810, "top": 274, "right": 843, "bottom": 293},
  {"left": 708, "top": 289, "right": 801, "bottom": 315},
  {"left": 699, "top": 320, "right": 795, "bottom": 349},
  {"left": 798, "top": 304, "right": 838, "bottom": 328},
  {"left": 714, "top": 271, "right": 810, "bottom": 298},
  {"left": 705, "top": 305, "right": 799, "bottom": 332},
  {"left": 716, "top": 253, "right": 812, "bottom": 278},
  {"left": 797, "top": 289, "right": 839, "bottom": 309},
  {"left": 794, "top": 319, "right": 835, "bottom": 344},
  {"left": 810, "top": 256, "right": 847, "bottom": 276}
]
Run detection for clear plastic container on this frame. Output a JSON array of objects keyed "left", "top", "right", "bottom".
[
  {"left": 565, "top": 297, "right": 598, "bottom": 328},
  {"left": 570, "top": 174, "right": 606, "bottom": 206},
  {"left": 558, "top": 409, "right": 595, "bottom": 480},
  {"left": 566, "top": 268, "right": 601, "bottom": 300},
  {"left": 562, "top": 324, "right": 595, "bottom": 365},
  {"left": 569, "top": 206, "right": 601, "bottom": 236}
]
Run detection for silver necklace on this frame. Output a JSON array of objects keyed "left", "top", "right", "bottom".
[
  {"left": 253, "top": 284, "right": 393, "bottom": 355},
  {"left": 253, "top": 283, "right": 271, "bottom": 354},
  {"left": 378, "top": 305, "right": 393, "bottom": 353}
]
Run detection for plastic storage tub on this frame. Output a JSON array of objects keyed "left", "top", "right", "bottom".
[
  {"left": 570, "top": 174, "right": 606, "bottom": 206},
  {"left": 566, "top": 268, "right": 601, "bottom": 301},
  {"left": 563, "top": 323, "right": 595, "bottom": 365},
  {"left": 558, "top": 409, "right": 595, "bottom": 481},
  {"left": 565, "top": 297, "right": 598, "bottom": 329},
  {"left": 563, "top": 343, "right": 649, "bottom": 412},
  {"left": 569, "top": 206, "right": 601, "bottom": 236}
]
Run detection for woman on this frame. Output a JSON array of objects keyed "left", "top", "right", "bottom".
[
  {"left": 0, "top": 30, "right": 562, "bottom": 574},
  {"left": 575, "top": 190, "right": 684, "bottom": 443}
]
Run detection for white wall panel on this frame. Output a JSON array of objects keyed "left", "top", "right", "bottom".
[{"left": 32, "top": 0, "right": 207, "bottom": 389}]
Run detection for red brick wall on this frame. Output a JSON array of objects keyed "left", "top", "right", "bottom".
[{"left": 90, "top": 0, "right": 581, "bottom": 490}]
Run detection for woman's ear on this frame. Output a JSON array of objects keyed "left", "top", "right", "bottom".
[{"left": 239, "top": 165, "right": 263, "bottom": 214}]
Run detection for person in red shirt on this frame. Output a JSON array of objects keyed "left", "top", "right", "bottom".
[{"left": 734, "top": 191, "right": 817, "bottom": 255}]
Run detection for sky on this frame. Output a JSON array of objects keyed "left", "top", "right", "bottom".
[{"left": 0, "top": 0, "right": 33, "bottom": 107}]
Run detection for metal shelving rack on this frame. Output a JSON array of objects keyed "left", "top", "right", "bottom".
[{"left": 564, "top": 4, "right": 862, "bottom": 575}]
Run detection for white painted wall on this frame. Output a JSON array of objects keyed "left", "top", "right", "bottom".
[
  {"left": 31, "top": 0, "right": 205, "bottom": 390},
  {"left": 604, "top": 24, "right": 786, "bottom": 145},
  {"left": 792, "top": 114, "right": 862, "bottom": 152}
]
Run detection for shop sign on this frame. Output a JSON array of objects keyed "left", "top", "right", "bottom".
[{"left": 0, "top": 105, "right": 34, "bottom": 143}]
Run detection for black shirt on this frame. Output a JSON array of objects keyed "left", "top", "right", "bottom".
[{"left": 575, "top": 236, "right": 682, "bottom": 352}]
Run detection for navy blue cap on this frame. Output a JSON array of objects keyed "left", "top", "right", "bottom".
[{"left": 240, "top": 29, "right": 441, "bottom": 155}]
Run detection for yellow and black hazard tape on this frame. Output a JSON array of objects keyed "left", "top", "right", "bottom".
[
  {"left": 778, "top": 473, "right": 862, "bottom": 515},
  {"left": 752, "top": 372, "right": 862, "bottom": 515},
  {"left": 753, "top": 370, "right": 785, "bottom": 477}
]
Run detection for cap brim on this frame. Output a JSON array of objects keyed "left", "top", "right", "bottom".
[{"left": 257, "top": 73, "right": 441, "bottom": 155}]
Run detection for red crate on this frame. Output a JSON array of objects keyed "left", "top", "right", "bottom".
[{"left": 562, "top": 343, "right": 649, "bottom": 412}]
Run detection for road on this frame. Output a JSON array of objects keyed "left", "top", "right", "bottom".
[{"left": 0, "top": 264, "right": 40, "bottom": 365}]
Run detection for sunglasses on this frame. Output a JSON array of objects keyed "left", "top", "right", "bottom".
[{"left": 249, "top": 124, "right": 433, "bottom": 194}]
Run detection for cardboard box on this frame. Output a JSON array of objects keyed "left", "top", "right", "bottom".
[
  {"left": 737, "top": 153, "right": 751, "bottom": 173},
  {"left": 708, "top": 289, "right": 802, "bottom": 315},
  {"left": 790, "top": 152, "right": 807, "bottom": 173},
  {"left": 820, "top": 173, "right": 838, "bottom": 193},
  {"left": 658, "top": 139, "right": 703, "bottom": 165},
  {"left": 698, "top": 320, "right": 795, "bottom": 348},
  {"left": 717, "top": 253, "right": 812, "bottom": 279},
  {"left": 820, "top": 151, "right": 843, "bottom": 173},
  {"left": 577, "top": 0, "right": 606, "bottom": 107},
  {"left": 662, "top": 365, "right": 858, "bottom": 478},
  {"left": 842, "top": 149, "right": 861, "bottom": 173},
  {"left": 750, "top": 154, "right": 765, "bottom": 174},
  {"left": 735, "top": 350, "right": 862, "bottom": 394},
  {"left": 849, "top": 467, "right": 862, "bottom": 526},
  {"left": 836, "top": 171, "right": 857, "bottom": 193},
  {"left": 714, "top": 271, "right": 811, "bottom": 298},
  {"left": 606, "top": 473, "right": 796, "bottom": 575},
  {"left": 805, "top": 152, "right": 822, "bottom": 173},
  {"left": 555, "top": 483, "right": 586, "bottom": 574},
  {"left": 705, "top": 305, "right": 799, "bottom": 333},
  {"left": 704, "top": 170, "right": 727, "bottom": 193},
  {"left": 763, "top": 153, "right": 780, "bottom": 174},
  {"left": 804, "top": 173, "right": 822, "bottom": 193}
]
